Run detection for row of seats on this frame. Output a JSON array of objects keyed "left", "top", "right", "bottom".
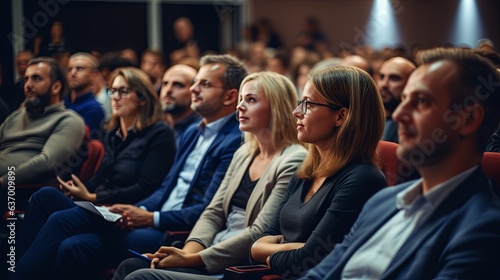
[{"left": 222, "top": 141, "right": 500, "bottom": 280}]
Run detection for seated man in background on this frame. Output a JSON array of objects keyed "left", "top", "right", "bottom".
[
  {"left": 0, "top": 56, "right": 84, "bottom": 190},
  {"left": 159, "top": 64, "right": 201, "bottom": 146},
  {"left": 377, "top": 57, "right": 415, "bottom": 143},
  {"left": 301, "top": 48, "right": 500, "bottom": 279},
  {"left": 65, "top": 52, "right": 105, "bottom": 136}
]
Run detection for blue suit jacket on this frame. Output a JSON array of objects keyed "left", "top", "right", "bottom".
[
  {"left": 137, "top": 114, "right": 242, "bottom": 231},
  {"left": 301, "top": 166, "right": 500, "bottom": 280}
]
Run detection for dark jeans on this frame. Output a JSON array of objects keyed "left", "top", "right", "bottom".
[{"left": 12, "top": 187, "right": 165, "bottom": 280}]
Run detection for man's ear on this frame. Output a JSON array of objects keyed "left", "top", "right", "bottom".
[
  {"left": 51, "top": 81, "right": 62, "bottom": 97},
  {"left": 223, "top": 89, "right": 238, "bottom": 106},
  {"left": 335, "top": 107, "right": 349, "bottom": 127},
  {"left": 458, "top": 104, "right": 484, "bottom": 137}
]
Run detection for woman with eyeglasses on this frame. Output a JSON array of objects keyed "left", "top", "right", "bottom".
[
  {"left": 250, "top": 65, "right": 388, "bottom": 279},
  {"left": 13, "top": 68, "right": 176, "bottom": 279},
  {"left": 55, "top": 67, "right": 176, "bottom": 204}
]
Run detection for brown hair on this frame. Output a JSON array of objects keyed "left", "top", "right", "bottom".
[
  {"left": 297, "top": 65, "right": 385, "bottom": 179},
  {"left": 106, "top": 67, "right": 163, "bottom": 131}
]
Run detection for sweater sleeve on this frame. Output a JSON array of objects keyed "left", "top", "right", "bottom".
[{"left": 0, "top": 112, "right": 85, "bottom": 186}]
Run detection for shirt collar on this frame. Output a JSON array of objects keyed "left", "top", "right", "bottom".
[
  {"left": 197, "top": 113, "right": 233, "bottom": 138},
  {"left": 174, "top": 112, "right": 201, "bottom": 131},
  {"left": 397, "top": 165, "right": 478, "bottom": 210}
]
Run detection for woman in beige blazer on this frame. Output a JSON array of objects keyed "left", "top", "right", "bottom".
[{"left": 113, "top": 72, "right": 307, "bottom": 279}]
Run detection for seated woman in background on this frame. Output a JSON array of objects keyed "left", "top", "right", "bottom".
[
  {"left": 58, "top": 67, "right": 176, "bottom": 204},
  {"left": 250, "top": 65, "right": 388, "bottom": 279},
  {"left": 13, "top": 67, "right": 175, "bottom": 279},
  {"left": 112, "top": 72, "right": 307, "bottom": 280}
]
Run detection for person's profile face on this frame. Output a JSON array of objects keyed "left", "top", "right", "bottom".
[
  {"left": 67, "top": 57, "right": 95, "bottom": 92},
  {"left": 160, "top": 69, "right": 193, "bottom": 114},
  {"left": 237, "top": 80, "right": 271, "bottom": 134},
  {"left": 189, "top": 64, "right": 227, "bottom": 119},
  {"left": 24, "top": 63, "right": 56, "bottom": 112},
  {"left": 392, "top": 61, "right": 458, "bottom": 167},
  {"left": 109, "top": 75, "right": 142, "bottom": 119},
  {"left": 292, "top": 80, "right": 339, "bottom": 149}
]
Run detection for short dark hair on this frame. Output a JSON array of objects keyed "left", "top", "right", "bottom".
[
  {"left": 200, "top": 54, "right": 248, "bottom": 90},
  {"left": 28, "top": 56, "right": 67, "bottom": 98},
  {"left": 417, "top": 48, "right": 500, "bottom": 152}
]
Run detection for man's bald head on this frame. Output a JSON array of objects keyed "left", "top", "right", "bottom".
[
  {"left": 342, "top": 55, "right": 370, "bottom": 73},
  {"left": 377, "top": 57, "right": 416, "bottom": 113},
  {"left": 160, "top": 64, "right": 197, "bottom": 116}
]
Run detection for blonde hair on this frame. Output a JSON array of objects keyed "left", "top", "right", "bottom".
[
  {"left": 239, "top": 72, "right": 303, "bottom": 155},
  {"left": 297, "top": 65, "right": 385, "bottom": 179},
  {"left": 106, "top": 67, "right": 163, "bottom": 131}
]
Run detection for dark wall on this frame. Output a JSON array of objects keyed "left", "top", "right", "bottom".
[
  {"left": 252, "top": 0, "right": 500, "bottom": 52},
  {"left": 22, "top": 0, "right": 148, "bottom": 56},
  {"left": 162, "top": 3, "right": 222, "bottom": 65},
  {"left": 1, "top": 0, "right": 14, "bottom": 86}
]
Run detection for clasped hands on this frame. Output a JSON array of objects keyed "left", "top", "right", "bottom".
[{"left": 142, "top": 246, "right": 200, "bottom": 269}]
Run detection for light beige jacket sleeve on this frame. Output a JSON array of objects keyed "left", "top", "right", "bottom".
[{"left": 186, "top": 143, "right": 307, "bottom": 273}]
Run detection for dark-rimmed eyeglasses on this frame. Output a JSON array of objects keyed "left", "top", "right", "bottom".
[
  {"left": 296, "top": 99, "right": 344, "bottom": 114},
  {"left": 108, "top": 87, "right": 133, "bottom": 99}
]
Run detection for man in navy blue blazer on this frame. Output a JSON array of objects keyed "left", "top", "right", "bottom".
[
  {"left": 301, "top": 48, "right": 500, "bottom": 279},
  {"left": 13, "top": 55, "right": 247, "bottom": 280}
]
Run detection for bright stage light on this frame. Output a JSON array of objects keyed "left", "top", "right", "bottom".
[
  {"left": 452, "top": 0, "right": 483, "bottom": 47},
  {"left": 364, "top": 0, "right": 402, "bottom": 50}
]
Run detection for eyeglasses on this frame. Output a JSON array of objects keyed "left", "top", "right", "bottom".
[
  {"left": 296, "top": 99, "right": 344, "bottom": 115},
  {"left": 108, "top": 87, "right": 133, "bottom": 99},
  {"left": 67, "top": 66, "right": 95, "bottom": 73},
  {"left": 193, "top": 79, "right": 225, "bottom": 90}
]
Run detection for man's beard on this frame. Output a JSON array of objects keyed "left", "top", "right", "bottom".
[
  {"left": 25, "top": 90, "right": 52, "bottom": 113},
  {"left": 69, "top": 83, "right": 88, "bottom": 93},
  {"left": 383, "top": 95, "right": 400, "bottom": 114},
  {"left": 163, "top": 103, "right": 189, "bottom": 115}
]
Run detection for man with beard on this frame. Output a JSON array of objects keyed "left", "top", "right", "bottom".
[
  {"left": 160, "top": 64, "right": 201, "bottom": 146},
  {"left": 0, "top": 57, "right": 84, "bottom": 190},
  {"left": 65, "top": 52, "right": 105, "bottom": 136},
  {"left": 377, "top": 57, "right": 415, "bottom": 143}
]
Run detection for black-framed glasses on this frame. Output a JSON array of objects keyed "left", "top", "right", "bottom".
[
  {"left": 193, "top": 79, "right": 225, "bottom": 90},
  {"left": 108, "top": 87, "right": 133, "bottom": 99},
  {"left": 297, "top": 99, "right": 344, "bottom": 114},
  {"left": 67, "top": 66, "right": 95, "bottom": 73}
]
